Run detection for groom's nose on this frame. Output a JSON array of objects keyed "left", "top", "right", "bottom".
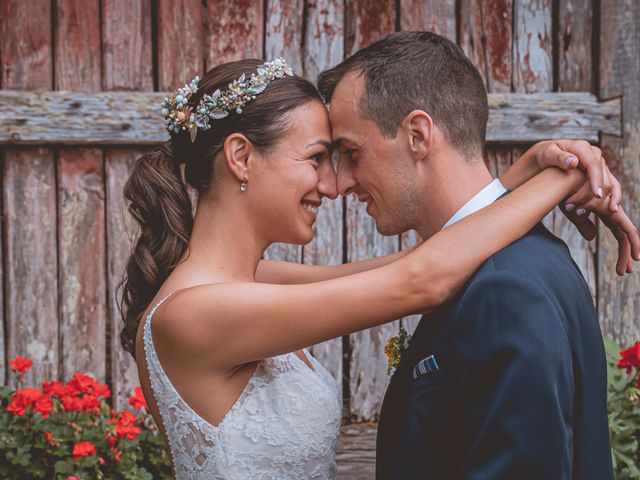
[
  {"left": 317, "top": 157, "right": 338, "bottom": 200},
  {"left": 337, "top": 161, "right": 357, "bottom": 197}
]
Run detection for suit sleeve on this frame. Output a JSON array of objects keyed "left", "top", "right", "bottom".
[{"left": 450, "top": 269, "right": 574, "bottom": 479}]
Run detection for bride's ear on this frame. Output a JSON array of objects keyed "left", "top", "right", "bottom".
[{"left": 223, "top": 133, "right": 256, "bottom": 183}]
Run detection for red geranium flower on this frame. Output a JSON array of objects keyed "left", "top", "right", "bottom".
[
  {"left": 9, "top": 356, "right": 32, "bottom": 374},
  {"left": 108, "top": 410, "right": 142, "bottom": 441},
  {"left": 6, "top": 388, "right": 44, "bottom": 417},
  {"left": 72, "top": 441, "right": 97, "bottom": 460},
  {"left": 618, "top": 342, "right": 640, "bottom": 373},
  {"left": 42, "top": 380, "right": 66, "bottom": 398},
  {"left": 44, "top": 431, "right": 59, "bottom": 446},
  {"left": 33, "top": 394, "right": 53, "bottom": 418},
  {"left": 128, "top": 387, "right": 148, "bottom": 411}
]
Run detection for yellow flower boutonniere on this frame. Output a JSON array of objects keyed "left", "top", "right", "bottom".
[{"left": 384, "top": 327, "right": 412, "bottom": 376}]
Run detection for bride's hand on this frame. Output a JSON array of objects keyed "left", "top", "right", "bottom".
[{"left": 508, "top": 139, "right": 639, "bottom": 275}]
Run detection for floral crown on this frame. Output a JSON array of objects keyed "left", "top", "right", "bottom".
[{"left": 161, "top": 58, "right": 294, "bottom": 142}]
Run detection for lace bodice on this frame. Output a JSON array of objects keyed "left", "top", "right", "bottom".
[{"left": 143, "top": 295, "right": 343, "bottom": 479}]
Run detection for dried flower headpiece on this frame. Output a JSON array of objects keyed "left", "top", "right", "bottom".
[{"left": 161, "top": 58, "right": 294, "bottom": 142}]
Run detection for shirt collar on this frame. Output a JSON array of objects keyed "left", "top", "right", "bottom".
[{"left": 441, "top": 178, "right": 507, "bottom": 230}]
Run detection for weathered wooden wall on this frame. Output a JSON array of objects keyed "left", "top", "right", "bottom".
[{"left": 1, "top": 0, "right": 638, "bottom": 421}]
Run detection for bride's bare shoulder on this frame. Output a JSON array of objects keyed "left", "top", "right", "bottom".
[{"left": 149, "top": 283, "right": 251, "bottom": 367}]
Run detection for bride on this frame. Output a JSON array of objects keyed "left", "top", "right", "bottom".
[{"left": 119, "top": 58, "right": 636, "bottom": 479}]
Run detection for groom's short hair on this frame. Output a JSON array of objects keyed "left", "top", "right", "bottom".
[{"left": 317, "top": 31, "right": 488, "bottom": 158}]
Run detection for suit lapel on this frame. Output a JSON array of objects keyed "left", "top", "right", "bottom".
[{"left": 377, "top": 304, "right": 453, "bottom": 476}]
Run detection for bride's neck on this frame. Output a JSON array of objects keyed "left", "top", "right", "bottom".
[{"left": 184, "top": 195, "right": 267, "bottom": 282}]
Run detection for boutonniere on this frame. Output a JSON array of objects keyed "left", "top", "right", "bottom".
[{"left": 384, "top": 327, "right": 412, "bottom": 376}]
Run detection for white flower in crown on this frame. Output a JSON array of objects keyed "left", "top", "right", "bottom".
[{"left": 161, "top": 58, "right": 294, "bottom": 143}]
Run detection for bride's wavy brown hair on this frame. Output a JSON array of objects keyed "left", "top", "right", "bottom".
[{"left": 119, "top": 59, "right": 323, "bottom": 359}]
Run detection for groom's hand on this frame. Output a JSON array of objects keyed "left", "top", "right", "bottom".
[{"left": 531, "top": 139, "right": 639, "bottom": 275}]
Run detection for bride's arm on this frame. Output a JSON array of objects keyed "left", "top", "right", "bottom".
[
  {"left": 255, "top": 245, "right": 418, "bottom": 284},
  {"left": 158, "top": 167, "right": 606, "bottom": 369},
  {"left": 255, "top": 139, "right": 615, "bottom": 286}
]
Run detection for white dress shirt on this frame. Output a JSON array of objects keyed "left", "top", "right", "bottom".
[{"left": 441, "top": 178, "right": 507, "bottom": 229}]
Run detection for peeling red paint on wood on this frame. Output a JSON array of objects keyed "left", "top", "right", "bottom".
[
  {"left": 263, "top": 0, "right": 305, "bottom": 262},
  {"left": 55, "top": 0, "right": 102, "bottom": 92},
  {"left": 303, "top": 0, "right": 345, "bottom": 399},
  {"left": 58, "top": 149, "right": 107, "bottom": 381},
  {"left": 553, "top": 0, "right": 596, "bottom": 303},
  {"left": 0, "top": 0, "right": 52, "bottom": 90},
  {"left": 266, "top": 0, "right": 305, "bottom": 74},
  {"left": 558, "top": 0, "right": 593, "bottom": 92},
  {"left": 460, "top": 0, "right": 512, "bottom": 93},
  {"left": 102, "top": 0, "right": 154, "bottom": 408},
  {"left": 4, "top": 151, "right": 58, "bottom": 387},
  {"left": 345, "top": 0, "right": 395, "bottom": 56},
  {"left": 102, "top": 0, "right": 153, "bottom": 91},
  {"left": 598, "top": 0, "right": 640, "bottom": 345},
  {"left": 400, "top": 0, "right": 456, "bottom": 40},
  {"left": 345, "top": 0, "right": 398, "bottom": 421},
  {"left": 55, "top": 0, "right": 108, "bottom": 383},
  {"left": 206, "top": 0, "right": 264, "bottom": 66},
  {"left": 1, "top": 0, "right": 57, "bottom": 387},
  {"left": 158, "top": 0, "right": 204, "bottom": 90},
  {"left": 106, "top": 149, "right": 146, "bottom": 409},
  {"left": 513, "top": 0, "right": 553, "bottom": 93}
]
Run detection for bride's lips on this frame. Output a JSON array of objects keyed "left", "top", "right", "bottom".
[{"left": 301, "top": 201, "right": 320, "bottom": 222}]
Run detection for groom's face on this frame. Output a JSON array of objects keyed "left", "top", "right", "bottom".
[{"left": 328, "top": 71, "right": 419, "bottom": 236}]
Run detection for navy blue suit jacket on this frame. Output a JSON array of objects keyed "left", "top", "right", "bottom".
[{"left": 376, "top": 223, "right": 613, "bottom": 479}]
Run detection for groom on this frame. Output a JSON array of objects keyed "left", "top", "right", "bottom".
[{"left": 318, "top": 32, "right": 615, "bottom": 479}]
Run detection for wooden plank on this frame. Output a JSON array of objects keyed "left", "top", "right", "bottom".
[
  {"left": 102, "top": 0, "right": 154, "bottom": 408},
  {"left": 459, "top": 0, "right": 512, "bottom": 93},
  {"left": 336, "top": 423, "right": 377, "bottom": 479},
  {"left": 345, "top": 0, "right": 395, "bottom": 56},
  {"left": 106, "top": 149, "right": 144, "bottom": 409},
  {"left": 4, "top": 150, "right": 58, "bottom": 387},
  {"left": 55, "top": 0, "right": 107, "bottom": 383},
  {"left": 0, "top": 148, "right": 3, "bottom": 384},
  {"left": 399, "top": 0, "right": 457, "bottom": 334},
  {"left": 399, "top": 0, "right": 456, "bottom": 40},
  {"left": 512, "top": 0, "right": 553, "bottom": 231},
  {"left": 54, "top": 0, "right": 102, "bottom": 92},
  {"left": 57, "top": 149, "right": 107, "bottom": 380},
  {"left": 0, "top": 0, "right": 53, "bottom": 91},
  {"left": 485, "top": 93, "right": 620, "bottom": 142},
  {"left": 206, "top": 0, "right": 264, "bottom": 67},
  {"left": 158, "top": 0, "right": 203, "bottom": 90},
  {"left": 513, "top": 0, "right": 553, "bottom": 93},
  {"left": 344, "top": 0, "right": 397, "bottom": 421},
  {"left": 303, "top": 0, "right": 344, "bottom": 82},
  {"left": 553, "top": 0, "right": 596, "bottom": 302},
  {"left": 101, "top": 0, "right": 153, "bottom": 91},
  {"left": 265, "top": 0, "right": 304, "bottom": 73},
  {"left": 558, "top": 0, "right": 593, "bottom": 92},
  {"left": 302, "top": 0, "right": 345, "bottom": 397},
  {"left": 0, "top": 91, "right": 621, "bottom": 145},
  {"left": 1, "top": 0, "right": 57, "bottom": 388},
  {"left": 262, "top": 0, "right": 305, "bottom": 263},
  {"left": 598, "top": 0, "right": 640, "bottom": 345}
]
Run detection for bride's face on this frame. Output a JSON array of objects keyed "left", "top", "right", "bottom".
[{"left": 252, "top": 100, "right": 335, "bottom": 245}]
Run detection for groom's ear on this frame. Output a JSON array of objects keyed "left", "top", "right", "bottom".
[
  {"left": 401, "top": 110, "right": 434, "bottom": 162},
  {"left": 223, "top": 133, "right": 256, "bottom": 183}
]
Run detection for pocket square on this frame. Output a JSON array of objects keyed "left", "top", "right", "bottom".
[{"left": 412, "top": 354, "right": 440, "bottom": 379}]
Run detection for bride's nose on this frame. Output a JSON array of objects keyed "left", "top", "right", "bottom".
[{"left": 317, "top": 159, "right": 338, "bottom": 200}]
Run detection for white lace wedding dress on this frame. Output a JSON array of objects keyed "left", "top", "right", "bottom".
[{"left": 143, "top": 295, "right": 343, "bottom": 479}]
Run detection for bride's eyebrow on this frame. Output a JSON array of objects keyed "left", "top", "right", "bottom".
[{"left": 304, "top": 140, "right": 334, "bottom": 152}]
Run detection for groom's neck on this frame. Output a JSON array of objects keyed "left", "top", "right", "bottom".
[{"left": 415, "top": 152, "right": 494, "bottom": 240}]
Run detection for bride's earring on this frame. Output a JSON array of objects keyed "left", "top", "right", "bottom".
[{"left": 240, "top": 174, "right": 248, "bottom": 192}]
